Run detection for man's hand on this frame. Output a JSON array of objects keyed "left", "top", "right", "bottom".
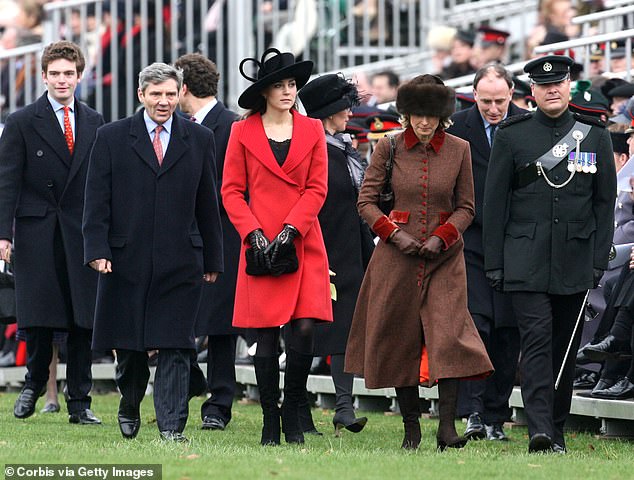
[
  {"left": 0, "top": 239, "right": 12, "bottom": 263},
  {"left": 89, "top": 258, "right": 112, "bottom": 274},
  {"left": 389, "top": 229, "right": 422, "bottom": 255},
  {"left": 419, "top": 236, "right": 443, "bottom": 259},
  {"left": 486, "top": 269, "right": 504, "bottom": 292},
  {"left": 203, "top": 272, "right": 219, "bottom": 283},
  {"left": 592, "top": 268, "right": 604, "bottom": 288}
]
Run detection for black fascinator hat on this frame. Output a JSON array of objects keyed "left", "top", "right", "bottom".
[
  {"left": 298, "top": 73, "right": 360, "bottom": 119},
  {"left": 238, "top": 48, "right": 314, "bottom": 109}
]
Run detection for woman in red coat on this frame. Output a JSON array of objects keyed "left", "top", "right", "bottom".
[{"left": 222, "top": 48, "right": 333, "bottom": 446}]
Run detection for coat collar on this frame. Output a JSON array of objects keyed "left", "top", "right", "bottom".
[
  {"left": 403, "top": 126, "right": 445, "bottom": 153},
  {"left": 201, "top": 101, "right": 225, "bottom": 130},
  {"left": 130, "top": 109, "right": 189, "bottom": 176},
  {"left": 32, "top": 92, "right": 72, "bottom": 167},
  {"left": 240, "top": 110, "right": 318, "bottom": 185}
]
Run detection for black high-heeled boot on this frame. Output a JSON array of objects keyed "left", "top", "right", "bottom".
[
  {"left": 436, "top": 378, "right": 468, "bottom": 451},
  {"left": 254, "top": 356, "right": 281, "bottom": 446},
  {"left": 281, "top": 349, "right": 313, "bottom": 444},
  {"left": 299, "top": 394, "right": 323, "bottom": 435},
  {"left": 395, "top": 386, "right": 421, "bottom": 449},
  {"left": 331, "top": 354, "right": 367, "bottom": 435}
]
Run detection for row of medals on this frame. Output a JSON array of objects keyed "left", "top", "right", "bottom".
[{"left": 552, "top": 129, "right": 598, "bottom": 174}]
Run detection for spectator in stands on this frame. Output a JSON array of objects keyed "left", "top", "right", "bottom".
[
  {"left": 602, "top": 78, "right": 633, "bottom": 116},
  {"left": 609, "top": 42, "right": 634, "bottom": 75},
  {"left": 370, "top": 70, "right": 400, "bottom": 107},
  {"left": 222, "top": 48, "right": 332, "bottom": 446},
  {"left": 440, "top": 30, "right": 477, "bottom": 80},
  {"left": 535, "top": 0, "right": 577, "bottom": 47},
  {"left": 346, "top": 74, "right": 492, "bottom": 451},
  {"left": 175, "top": 52, "right": 240, "bottom": 433},
  {"left": 447, "top": 63, "right": 523, "bottom": 442},
  {"left": 299, "top": 73, "right": 374, "bottom": 436},
  {"left": 476, "top": 26, "right": 510, "bottom": 66},
  {"left": 427, "top": 25, "right": 457, "bottom": 75}
]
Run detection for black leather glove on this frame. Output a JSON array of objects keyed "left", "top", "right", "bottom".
[
  {"left": 266, "top": 224, "right": 298, "bottom": 265},
  {"left": 592, "top": 268, "right": 604, "bottom": 289},
  {"left": 486, "top": 269, "right": 504, "bottom": 292},
  {"left": 247, "top": 229, "right": 271, "bottom": 270},
  {"left": 389, "top": 229, "right": 422, "bottom": 255}
]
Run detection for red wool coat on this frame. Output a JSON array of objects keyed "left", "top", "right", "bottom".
[{"left": 222, "top": 110, "right": 333, "bottom": 328}]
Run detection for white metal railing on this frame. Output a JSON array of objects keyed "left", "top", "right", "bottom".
[
  {"left": 0, "top": 43, "right": 42, "bottom": 120},
  {"left": 572, "top": 5, "right": 634, "bottom": 40}
]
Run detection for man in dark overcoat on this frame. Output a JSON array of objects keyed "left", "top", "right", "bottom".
[
  {"left": 0, "top": 41, "right": 103, "bottom": 423},
  {"left": 175, "top": 53, "right": 239, "bottom": 431},
  {"left": 483, "top": 55, "right": 616, "bottom": 453},
  {"left": 83, "top": 62, "right": 223, "bottom": 442},
  {"left": 447, "top": 63, "right": 523, "bottom": 442}
]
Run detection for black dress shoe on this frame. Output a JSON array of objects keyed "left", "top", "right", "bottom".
[
  {"left": 485, "top": 423, "right": 508, "bottom": 441},
  {"left": 573, "top": 371, "right": 599, "bottom": 389},
  {"left": 577, "top": 377, "right": 617, "bottom": 397},
  {"left": 584, "top": 335, "right": 631, "bottom": 361},
  {"left": 591, "top": 377, "right": 634, "bottom": 399},
  {"left": 69, "top": 409, "right": 102, "bottom": 425},
  {"left": 14, "top": 387, "right": 45, "bottom": 419},
  {"left": 40, "top": 403, "right": 60, "bottom": 414},
  {"left": 552, "top": 443, "right": 567, "bottom": 454},
  {"left": 202, "top": 415, "right": 226, "bottom": 431},
  {"left": 118, "top": 414, "right": 141, "bottom": 438},
  {"left": 160, "top": 430, "right": 188, "bottom": 442},
  {"left": 528, "top": 433, "right": 553, "bottom": 453},
  {"left": 464, "top": 412, "right": 486, "bottom": 440}
]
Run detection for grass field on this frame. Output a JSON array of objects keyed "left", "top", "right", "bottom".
[{"left": 0, "top": 391, "right": 633, "bottom": 480}]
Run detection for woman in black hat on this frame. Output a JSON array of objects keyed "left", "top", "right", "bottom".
[
  {"left": 298, "top": 74, "right": 375, "bottom": 435},
  {"left": 345, "top": 74, "right": 493, "bottom": 451},
  {"left": 222, "top": 48, "right": 333, "bottom": 446}
]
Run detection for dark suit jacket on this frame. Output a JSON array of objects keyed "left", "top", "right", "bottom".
[
  {"left": 447, "top": 103, "right": 525, "bottom": 326},
  {"left": 83, "top": 110, "right": 223, "bottom": 351},
  {"left": 194, "top": 100, "right": 241, "bottom": 336},
  {"left": 0, "top": 93, "right": 103, "bottom": 329}
]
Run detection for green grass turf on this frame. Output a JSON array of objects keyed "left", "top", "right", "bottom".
[{"left": 0, "top": 391, "right": 633, "bottom": 480}]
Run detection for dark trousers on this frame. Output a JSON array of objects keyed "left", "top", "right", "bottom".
[
  {"left": 457, "top": 315, "right": 520, "bottom": 424},
  {"left": 25, "top": 325, "right": 93, "bottom": 414},
  {"left": 200, "top": 334, "right": 237, "bottom": 423},
  {"left": 511, "top": 291, "right": 585, "bottom": 446},
  {"left": 116, "top": 348, "right": 191, "bottom": 432}
]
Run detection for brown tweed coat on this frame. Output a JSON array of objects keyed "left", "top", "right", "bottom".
[{"left": 345, "top": 127, "right": 493, "bottom": 389}]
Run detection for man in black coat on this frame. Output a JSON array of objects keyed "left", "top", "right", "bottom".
[
  {"left": 447, "top": 63, "right": 522, "bottom": 442},
  {"left": 83, "top": 62, "right": 223, "bottom": 442},
  {"left": 483, "top": 55, "right": 616, "bottom": 453},
  {"left": 0, "top": 41, "right": 103, "bottom": 423},
  {"left": 175, "top": 53, "right": 240, "bottom": 431}
]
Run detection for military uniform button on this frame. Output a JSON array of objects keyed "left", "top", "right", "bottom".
[
  {"left": 554, "top": 175, "right": 560, "bottom": 181},
  {"left": 555, "top": 132, "right": 560, "bottom": 137},
  {"left": 46, "top": 181, "right": 53, "bottom": 188},
  {"left": 554, "top": 218, "right": 559, "bottom": 224},
  {"left": 36, "top": 150, "right": 44, "bottom": 157},
  {"left": 554, "top": 196, "right": 559, "bottom": 202}
]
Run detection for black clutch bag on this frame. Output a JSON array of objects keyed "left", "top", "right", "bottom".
[{"left": 245, "top": 244, "right": 299, "bottom": 277}]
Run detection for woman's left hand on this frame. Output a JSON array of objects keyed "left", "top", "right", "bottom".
[{"left": 419, "top": 236, "right": 443, "bottom": 259}]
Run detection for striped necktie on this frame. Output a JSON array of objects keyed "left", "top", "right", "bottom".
[{"left": 153, "top": 125, "right": 163, "bottom": 165}]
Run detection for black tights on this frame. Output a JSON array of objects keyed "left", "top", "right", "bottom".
[
  {"left": 254, "top": 318, "right": 315, "bottom": 357},
  {"left": 610, "top": 308, "right": 634, "bottom": 379}
]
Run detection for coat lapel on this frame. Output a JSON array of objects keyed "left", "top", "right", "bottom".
[
  {"left": 466, "top": 105, "right": 491, "bottom": 161},
  {"left": 281, "top": 110, "right": 318, "bottom": 175},
  {"left": 65, "top": 101, "right": 100, "bottom": 186},
  {"left": 158, "top": 114, "right": 188, "bottom": 177},
  {"left": 32, "top": 93, "right": 72, "bottom": 168},
  {"left": 130, "top": 110, "right": 159, "bottom": 174},
  {"left": 201, "top": 101, "right": 224, "bottom": 132}
]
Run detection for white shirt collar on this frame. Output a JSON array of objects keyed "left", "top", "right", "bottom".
[{"left": 192, "top": 98, "right": 218, "bottom": 124}]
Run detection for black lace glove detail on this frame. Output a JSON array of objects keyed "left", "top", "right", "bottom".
[
  {"left": 266, "top": 224, "right": 299, "bottom": 265},
  {"left": 247, "top": 229, "right": 271, "bottom": 270}
]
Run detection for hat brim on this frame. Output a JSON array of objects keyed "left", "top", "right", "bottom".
[
  {"left": 367, "top": 129, "right": 404, "bottom": 140},
  {"left": 610, "top": 113, "right": 631, "bottom": 124},
  {"left": 238, "top": 61, "right": 313, "bottom": 109},
  {"left": 529, "top": 72, "right": 569, "bottom": 85},
  {"left": 304, "top": 97, "right": 354, "bottom": 120}
]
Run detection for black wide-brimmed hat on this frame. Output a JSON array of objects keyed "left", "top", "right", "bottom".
[
  {"left": 238, "top": 48, "right": 313, "bottom": 109},
  {"left": 299, "top": 73, "right": 360, "bottom": 119},
  {"left": 396, "top": 74, "right": 455, "bottom": 118}
]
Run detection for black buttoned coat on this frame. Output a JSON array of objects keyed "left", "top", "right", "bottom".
[
  {"left": 194, "top": 101, "right": 241, "bottom": 337},
  {"left": 0, "top": 93, "right": 103, "bottom": 329},
  {"left": 83, "top": 110, "right": 223, "bottom": 351},
  {"left": 483, "top": 109, "right": 616, "bottom": 294},
  {"left": 447, "top": 103, "right": 525, "bottom": 327}
]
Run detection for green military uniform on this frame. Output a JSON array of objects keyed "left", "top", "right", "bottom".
[{"left": 482, "top": 55, "right": 616, "bottom": 454}]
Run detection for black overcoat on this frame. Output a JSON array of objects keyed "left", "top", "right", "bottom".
[
  {"left": 194, "top": 101, "right": 241, "bottom": 336},
  {"left": 483, "top": 109, "right": 616, "bottom": 294},
  {"left": 314, "top": 141, "right": 374, "bottom": 355},
  {"left": 447, "top": 103, "right": 525, "bottom": 327},
  {"left": 83, "top": 110, "right": 223, "bottom": 351},
  {"left": 0, "top": 93, "right": 103, "bottom": 329}
]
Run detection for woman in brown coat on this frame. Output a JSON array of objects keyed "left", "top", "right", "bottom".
[{"left": 345, "top": 74, "right": 493, "bottom": 451}]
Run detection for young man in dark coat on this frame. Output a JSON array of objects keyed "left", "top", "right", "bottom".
[
  {"left": 483, "top": 55, "right": 616, "bottom": 453},
  {"left": 0, "top": 41, "right": 103, "bottom": 424},
  {"left": 83, "top": 62, "right": 223, "bottom": 442},
  {"left": 447, "top": 63, "right": 523, "bottom": 442},
  {"left": 175, "top": 53, "right": 239, "bottom": 432}
]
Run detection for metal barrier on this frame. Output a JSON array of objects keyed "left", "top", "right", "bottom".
[{"left": 0, "top": 43, "right": 42, "bottom": 121}]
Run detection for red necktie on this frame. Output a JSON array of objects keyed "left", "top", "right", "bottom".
[
  {"left": 153, "top": 125, "right": 163, "bottom": 165},
  {"left": 63, "top": 106, "right": 74, "bottom": 155}
]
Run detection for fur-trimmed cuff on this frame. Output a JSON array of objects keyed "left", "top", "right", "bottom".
[
  {"left": 372, "top": 215, "right": 399, "bottom": 242},
  {"left": 432, "top": 223, "right": 459, "bottom": 250}
]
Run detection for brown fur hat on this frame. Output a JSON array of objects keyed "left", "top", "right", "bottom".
[{"left": 396, "top": 74, "right": 455, "bottom": 118}]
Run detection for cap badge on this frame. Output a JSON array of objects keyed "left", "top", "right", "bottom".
[
  {"left": 584, "top": 91, "right": 591, "bottom": 101},
  {"left": 543, "top": 62, "right": 553, "bottom": 72},
  {"left": 372, "top": 118, "right": 384, "bottom": 130}
]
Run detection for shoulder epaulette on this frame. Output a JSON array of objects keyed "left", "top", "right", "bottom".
[
  {"left": 498, "top": 112, "right": 533, "bottom": 129},
  {"left": 572, "top": 112, "right": 606, "bottom": 128}
]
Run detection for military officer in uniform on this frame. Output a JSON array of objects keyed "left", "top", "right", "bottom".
[{"left": 482, "top": 55, "right": 616, "bottom": 453}]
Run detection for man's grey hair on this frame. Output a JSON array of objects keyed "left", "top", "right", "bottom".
[{"left": 138, "top": 62, "right": 183, "bottom": 92}]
